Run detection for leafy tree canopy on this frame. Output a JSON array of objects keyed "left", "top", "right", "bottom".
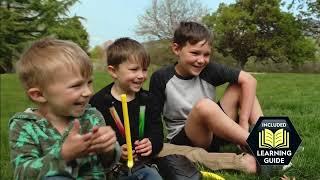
[
  {"left": 0, "top": 0, "right": 89, "bottom": 73},
  {"left": 203, "top": 0, "right": 316, "bottom": 68},
  {"left": 285, "top": 0, "right": 320, "bottom": 44}
]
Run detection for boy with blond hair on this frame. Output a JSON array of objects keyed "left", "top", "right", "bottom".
[
  {"left": 90, "top": 37, "right": 163, "bottom": 180},
  {"left": 9, "top": 37, "right": 120, "bottom": 179}
]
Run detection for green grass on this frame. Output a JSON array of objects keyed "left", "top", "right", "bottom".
[{"left": 1, "top": 72, "right": 320, "bottom": 179}]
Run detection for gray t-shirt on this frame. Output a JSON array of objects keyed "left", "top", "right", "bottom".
[{"left": 149, "top": 62, "right": 240, "bottom": 140}]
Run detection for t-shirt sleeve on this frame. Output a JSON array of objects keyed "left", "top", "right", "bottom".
[{"left": 201, "top": 62, "right": 241, "bottom": 86}]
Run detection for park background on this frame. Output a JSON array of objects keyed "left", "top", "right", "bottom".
[{"left": 1, "top": 0, "right": 320, "bottom": 179}]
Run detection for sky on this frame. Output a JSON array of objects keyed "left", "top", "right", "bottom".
[{"left": 70, "top": 0, "right": 234, "bottom": 48}]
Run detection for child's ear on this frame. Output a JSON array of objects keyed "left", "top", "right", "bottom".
[
  {"left": 171, "top": 43, "right": 181, "bottom": 55},
  {"left": 27, "top": 88, "right": 47, "bottom": 103},
  {"left": 107, "top": 65, "right": 117, "bottom": 79}
]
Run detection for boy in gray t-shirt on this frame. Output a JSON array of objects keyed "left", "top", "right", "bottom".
[{"left": 150, "top": 21, "right": 263, "bottom": 173}]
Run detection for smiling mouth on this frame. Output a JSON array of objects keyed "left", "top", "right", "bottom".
[
  {"left": 192, "top": 65, "right": 204, "bottom": 69},
  {"left": 133, "top": 81, "right": 143, "bottom": 85},
  {"left": 74, "top": 102, "right": 87, "bottom": 106}
]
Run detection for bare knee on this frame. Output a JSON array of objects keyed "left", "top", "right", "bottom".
[
  {"left": 193, "top": 98, "right": 220, "bottom": 119},
  {"left": 186, "top": 99, "right": 218, "bottom": 147}
]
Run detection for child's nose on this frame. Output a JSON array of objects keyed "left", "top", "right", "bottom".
[
  {"left": 197, "top": 56, "right": 206, "bottom": 64},
  {"left": 82, "top": 85, "right": 93, "bottom": 97},
  {"left": 137, "top": 70, "right": 145, "bottom": 79}
]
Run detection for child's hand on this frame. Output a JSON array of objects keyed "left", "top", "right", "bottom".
[
  {"left": 120, "top": 144, "right": 136, "bottom": 160},
  {"left": 134, "top": 138, "right": 152, "bottom": 157},
  {"left": 88, "top": 126, "right": 117, "bottom": 154},
  {"left": 61, "top": 119, "right": 92, "bottom": 162}
]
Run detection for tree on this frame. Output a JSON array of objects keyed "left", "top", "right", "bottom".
[
  {"left": 135, "top": 0, "right": 208, "bottom": 40},
  {"left": 286, "top": 0, "right": 320, "bottom": 18},
  {"left": 203, "top": 0, "right": 316, "bottom": 69},
  {"left": 48, "top": 17, "right": 89, "bottom": 51},
  {"left": 286, "top": 0, "right": 320, "bottom": 43},
  {"left": 144, "top": 39, "right": 176, "bottom": 65},
  {"left": 89, "top": 45, "right": 105, "bottom": 61},
  {"left": 0, "top": 0, "right": 89, "bottom": 73}
]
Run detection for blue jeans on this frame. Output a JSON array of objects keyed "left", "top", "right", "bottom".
[{"left": 118, "top": 165, "right": 162, "bottom": 180}]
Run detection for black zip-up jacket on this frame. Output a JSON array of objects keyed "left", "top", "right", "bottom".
[{"left": 89, "top": 83, "right": 164, "bottom": 157}]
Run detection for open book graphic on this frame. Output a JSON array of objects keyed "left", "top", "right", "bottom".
[{"left": 259, "top": 128, "right": 289, "bottom": 148}]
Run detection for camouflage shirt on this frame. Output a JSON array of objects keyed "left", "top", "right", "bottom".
[{"left": 9, "top": 106, "right": 120, "bottom": 180}]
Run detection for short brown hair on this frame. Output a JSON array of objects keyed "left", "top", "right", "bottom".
[
  {"left": 106, "top": 37, "right": 150, "bottom": 68},
  {"left": 16, "top": 37, "right": 92, "bottom": 90},
  {"left": 173, "top": 21, "right": 213, "bottom": 47}
]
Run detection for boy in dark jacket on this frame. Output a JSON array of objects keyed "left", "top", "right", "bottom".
[{"left": 90, "top": 37, "right": 163, "bottom": 180}]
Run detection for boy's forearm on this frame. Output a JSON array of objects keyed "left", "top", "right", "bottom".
[
  {"left": 238, "top": 71, "right": 257, "bottom": 128},
  {"left": 239, "top": 88, "right": 255, "bottom": 129}
]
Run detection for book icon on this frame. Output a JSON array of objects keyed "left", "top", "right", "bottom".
[{"left": 259, "top": 128, "right": 289, "bottom": 148}]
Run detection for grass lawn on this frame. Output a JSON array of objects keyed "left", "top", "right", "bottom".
[{"left": 1, "top": 71, "right": 320, "bottom": 179}]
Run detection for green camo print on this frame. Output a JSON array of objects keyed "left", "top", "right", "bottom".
[{"left": 8, "top": 105, "right": 119, "bottom": 180}]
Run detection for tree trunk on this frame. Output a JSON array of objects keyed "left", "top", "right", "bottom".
[{"left": 237, "top": 59, "right": 247, "bottom": 69}]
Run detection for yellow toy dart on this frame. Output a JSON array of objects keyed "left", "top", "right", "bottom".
[{"left": 121, "top": 94, "right": 134, "bottom": 173}]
